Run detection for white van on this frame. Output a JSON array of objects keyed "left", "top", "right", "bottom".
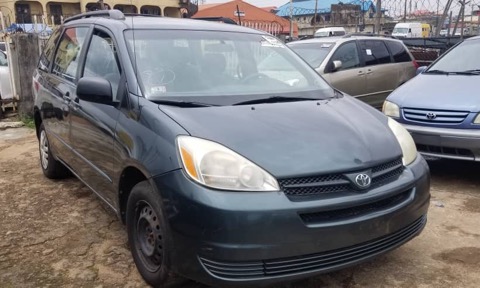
[
  {"left": 392, "top": 23, "right": 422, "bottom": 38},
  {"left": 314, "top": 27, "right": 346, "bottom": 38}
]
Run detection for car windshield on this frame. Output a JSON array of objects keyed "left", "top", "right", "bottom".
[
  {"left": 393, "top": 28, "right": 408, "bottom": 34},
  {"left": 288, "top": 42, "right": 334, "bottom": 68},
  {"left": 314, "top": 31, "right": 330, "bottom": 37},
  {"left": 427, "top": 39, "right": 480, "bottom": 73},
  {"left": 124, "top": 30, "right": 332, "bottom": 103}
]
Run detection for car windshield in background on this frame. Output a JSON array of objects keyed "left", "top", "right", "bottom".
[
  {"left": 426, "top": 39, "right": 480, "bottom": 74},
  {"left": 124, "top": 30, "right": 332, "bottom": 101},
  {"left": 289, "top": 42, "right": 334, "bottom": 68},
  {"left": 393, "top": 28, "right": 408, "bottom": 34}
]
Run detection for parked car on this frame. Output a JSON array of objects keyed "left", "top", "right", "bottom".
[
  {"left": 392, "top": 22, "right": 423, "bottom": 38},
  {"left": 314, "top": 27, "right": 346, "bottom": 37},
  {"left": 288, "top": 36, "right": 418, "bottom": 108},
  {"left": 383, "top": 36, "right": 480, "bottom": 161},
  {"left": 0, "top": 50, "right": 13, "bottom": 101},
  {"left": 33, "top": 10, "right": 430, "bottom": 287}
]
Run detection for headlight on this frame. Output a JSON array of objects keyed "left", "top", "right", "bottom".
[
  {"left": 388, "top": 118, "right": 417, "bottom": 165},
  {"left": 383, "top": 101, "right": 400, "bottom": 118},
  {"left": 474, "top": 114, "right": 480, "bottom": 124},
  {"left": 177, "top": 136, "right": 279, "bottom": 191}
]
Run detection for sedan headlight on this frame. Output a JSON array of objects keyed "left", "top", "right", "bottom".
[
  {"left": 177, "top": 136, "right": 279, "bottom": 191},
  {"left": 474, "top": 114, "right": 480, "bottom": 124},
  {"left": 383, "top": 101, "right": 400, "bottom": 118},
  {"left": 388, "top": 118, "right": 417, "bottom": 165}
]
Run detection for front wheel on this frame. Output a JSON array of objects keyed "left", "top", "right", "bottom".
[{"left": 126, "top": 181, "right": 172, "bottom": 286}]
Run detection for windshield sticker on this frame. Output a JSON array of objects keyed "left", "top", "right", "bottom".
[
  {"left": 151, "top": 86, "right": 167, "bottom": 94},
  {"left": 174, "top": 39, "right": 189, "bottom": 48},
  {"left": 366, "top": 49, "right": 373, "bottom": 56},
  {"left": 260, "top": 36, "right": 285, "bottom": 48}
]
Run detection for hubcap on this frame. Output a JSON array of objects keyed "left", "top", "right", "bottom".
[
  {"left": 40, "top": 130, "right": 49, "bottom": 170},
  {"left": 135, "top": 202, "right": 163, "bottom": 272}
]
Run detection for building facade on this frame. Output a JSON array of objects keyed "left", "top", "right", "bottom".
[
  {"left": 276, "top": 0, "right": 385, "bottom": 37},
  {"left": 0, "top": 0, "right": 186, "bottom": 27}
]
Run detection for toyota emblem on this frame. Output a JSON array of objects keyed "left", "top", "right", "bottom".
[
  {"left": 426, "top": 112, "right": 437, "bottom": 120},
  {"left": 355, "top": 174, "right": 371, "bottom": 189}
]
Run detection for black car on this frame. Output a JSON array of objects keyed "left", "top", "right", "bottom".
[{"left": 33, "top": 10, "right": 430, "bottom": 287}]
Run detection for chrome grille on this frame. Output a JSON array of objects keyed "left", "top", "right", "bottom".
[{"left": 403, "top": 108, "right": 468, "bottom": 124}]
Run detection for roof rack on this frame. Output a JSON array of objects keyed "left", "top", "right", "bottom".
[
  {"left": 343, "top": 33, "right": 397, "bottom": 39},
  {"left": 64, "top": 9, "right": 125, "bottom": 23}
]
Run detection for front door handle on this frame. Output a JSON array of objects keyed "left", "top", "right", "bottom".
[
  {"left": 366, "top": 69, "right": 373, "bottom": 74},
  {"left": 358, "top": 71, "right": 365, "bottom": 76}
]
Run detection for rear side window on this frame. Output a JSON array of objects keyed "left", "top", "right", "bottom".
[
  {"left": 360, "top": 40, "right": 392, "bottom": 66},
  {"left": 52, "top": 27, "right": 89, "bottom": 82},
  {"left": 39, "top": 28, "right": 61, "bottom": 71},
  {"left": 386, "top": 41, "right": 411, "bottom": 63}
]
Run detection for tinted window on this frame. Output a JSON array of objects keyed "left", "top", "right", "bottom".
[
  {"left": 386, "top": 41, "right": 411, "bottom": 63},
  {"left": 52, "top": 27, "right": 89, "bottom": 82},
  {"left": 329, "top": 41, "right": 360, "bottom": 71},
  {"left": 39, "top": 28, "right": 61, "bottom": 71},
  {"left": 360, "top": 40, "right": 392, "bottom": 66},
  {"left": 83, "top": 30, "right": 121, "bottom": 100}
]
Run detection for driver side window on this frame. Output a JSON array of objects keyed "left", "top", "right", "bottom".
[
  {"left": 329, "top": 42, "right": 360, "bottom": 71},
  {"left": 83, "top": 30, "right": 121, "bottom": 101}
]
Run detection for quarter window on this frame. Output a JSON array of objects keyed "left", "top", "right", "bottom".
[
  {"left": 52, "top": 27, "right": 89, "bottom": 82},
  {"left": 329, "top": 42, "right": 360, "bottom": 71},
  {"left": 386, "top": 41, "right": 411, "bottom": 63},
  {"left": 83, "top": 30, "right": 121, "bottom": 100},
  {"left": 360, "top": 40, "right": 392, "bottom": 66}
]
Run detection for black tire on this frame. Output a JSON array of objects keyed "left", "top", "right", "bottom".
[
  {"left": 38, "top": 123, "right": 70, "bottom": 179},
  {"left": 127, "top": 181, "right": 172, "bottom": 287}
]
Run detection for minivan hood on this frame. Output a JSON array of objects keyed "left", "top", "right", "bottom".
[
  {"left": 388, "top": 74, "right": 480, "bottom": 112},
  {"left": 159, "top": 97, "right": 402, "bottom": 178}
]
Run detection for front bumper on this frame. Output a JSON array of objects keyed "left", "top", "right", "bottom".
[
  {"left": 403, "top": 123, "right": 480, "bottom": 161},
  {"left": 153, "top": 155, "right": 430, "bottom": 287}
]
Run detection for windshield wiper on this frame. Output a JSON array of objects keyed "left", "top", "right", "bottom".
[
  {"left": 453, "top": 69, "right": 480, "bottom": 75},
  {"left": 154, "top": 99, "right": 216, "bottom": 107},
  {"left": 233, "top": 96, "right": 320, "bottom": 106},
  {"left": 425, "top": 69, "right": 450, "bottom": 75}
]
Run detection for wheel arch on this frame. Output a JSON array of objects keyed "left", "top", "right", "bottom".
[
  {"left": 33, "top": 107, "right": 42, "bottom": 139},
  {"left": 118, "top": 165, "right": 152, "bottom": 224}
]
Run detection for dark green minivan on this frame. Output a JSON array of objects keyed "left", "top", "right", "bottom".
[{"left": 33, "top": 10, "right": 430, "bottom": 287}]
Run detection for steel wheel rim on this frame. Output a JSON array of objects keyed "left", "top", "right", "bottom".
[
  {"left": 135, "top": 201, "right": 163, "bottom": 273},
  {"left": 40, "top": 130, "right": 49, "bottom": 170}
]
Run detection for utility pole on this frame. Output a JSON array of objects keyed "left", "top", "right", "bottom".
[
  {"left": 289, "top": 0, "right": 293, "bottom": 38},
  {"left": 375, "top": 0, "right": 381, "bottom": 34},
  {"left": 447, "top": 10, "right": 453, "bottom": 36},
  {"left": 313, "top": 0, "right": 318, "bottom": 36},
  {"left": 404, "top": 0, "right": 407, "bottom": 22},
  {"left": 435, "top": 0, "right": 440, "bottom": 34},
  {"left": 98, "top": 0, "right": 105, "bottom": 10},
  {"left": 436, "top": 0, "right": 454, "bottom": 36}
]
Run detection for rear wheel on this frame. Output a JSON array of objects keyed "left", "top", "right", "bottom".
[
  {"left": 38, "top": 123, "right": 69, "bottom": 179},
  {"left": 127, "top": 181, "right": 172, "bottom": 286}
]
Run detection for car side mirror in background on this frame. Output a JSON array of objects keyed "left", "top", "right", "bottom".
[
  {"left": 416, "top": 66, "right": 428, "bottom": 75},
  {"left": 332, "top": 60, "right": 342, "bottom": 72},
  {"left": 76, "top": 77, "right": 113, "bottom": 105}
]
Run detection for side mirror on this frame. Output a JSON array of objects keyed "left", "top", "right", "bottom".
[
  {"left": 76, "top": 77, "right": 113, "bottom": 105},
  {"left": 416, "top": 66, "right": 428, "bottom": 75},
  {"left": 332, "top": 60, "right": 342, "bottom": 72}
]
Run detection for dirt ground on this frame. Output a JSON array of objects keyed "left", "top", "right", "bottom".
[{"left": 1, "top": 127, "right": 480, "bottom": 288}]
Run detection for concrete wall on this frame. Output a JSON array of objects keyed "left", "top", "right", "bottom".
[{"left": 10, "top": 33, "right": 40, "bottom": 118}]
